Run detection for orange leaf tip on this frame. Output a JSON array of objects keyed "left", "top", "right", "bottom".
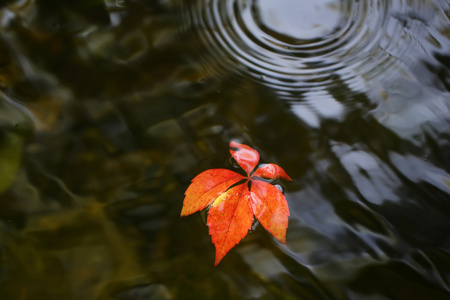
[
  {"left": 229, "top": 141, "right": 260, "bottom": 175},
  {"left": 252, "top": 163, "right": 292, "bottom": 181}
]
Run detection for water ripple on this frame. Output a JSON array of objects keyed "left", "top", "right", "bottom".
[{"left": 176, "top": 0, "right": 430, "bottom": 99}]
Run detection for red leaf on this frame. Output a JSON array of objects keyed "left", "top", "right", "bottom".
[
  {"left": 181, "top": 169, "right": 245, "bottom": 216},
  {"left": 230, "top": 141, "right": 260, "bottom": 174},
  {"left": 250, "top": 180, "right": 290, "bottom": 244},
  {"left": 252, "top": 163, "right": 292, "bottom": 181},
  {"left": 181, "top": 142, "right": 291, "bottom": 265},
  {"left": 207, "top": 183, "right": 253, "bottom": 265}
]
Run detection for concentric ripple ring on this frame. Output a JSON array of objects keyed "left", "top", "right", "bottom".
[{"left": 178, "top": 0, "right": 425, "bottom": 99}]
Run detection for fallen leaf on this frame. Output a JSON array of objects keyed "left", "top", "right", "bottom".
[
  {"left": 181, "top": 141, "right": 291, "bottom": 265},
  {"left": 181, "top": 169, "right": 244, "bottom": 217}
]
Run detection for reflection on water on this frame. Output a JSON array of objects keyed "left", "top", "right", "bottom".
[{"left": 0, "top": 0, "right": 449, "bottom": 299}]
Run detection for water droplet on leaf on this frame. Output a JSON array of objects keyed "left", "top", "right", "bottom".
[{"left": 275, "top": 184, "right": 284, "bottom": 193}]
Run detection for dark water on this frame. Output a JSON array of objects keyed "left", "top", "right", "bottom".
[{"left": 0, "top": 0, "right": 449, "bottom": 299}]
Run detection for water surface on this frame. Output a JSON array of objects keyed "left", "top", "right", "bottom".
[{"left": 0, "top": 0, "right": 449, "bottom": 299}]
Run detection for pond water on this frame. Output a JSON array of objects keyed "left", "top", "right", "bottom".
[{"left": 0, "top": 0, "right": 449, "bottom": 299}]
